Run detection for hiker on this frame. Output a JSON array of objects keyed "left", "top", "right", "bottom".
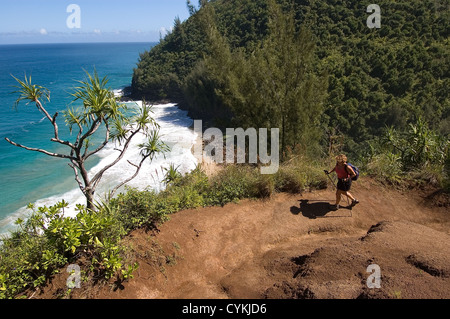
[{"left": 325, "top": 154, "right": 359, "bottom": 210}]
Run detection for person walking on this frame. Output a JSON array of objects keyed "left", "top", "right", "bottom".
[{"left": 326, "top": 154, "right": 359, "bottom": 210}]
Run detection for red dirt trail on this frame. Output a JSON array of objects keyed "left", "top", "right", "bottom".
[{"left": 34, "top": 178, "right": 450, "bottom": 299}]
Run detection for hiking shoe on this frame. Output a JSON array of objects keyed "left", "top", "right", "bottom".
[
  {"left": 351, "top": 199, "right": 360, "bottom": 206},
  {"left": 330, "top": 204, "right": 340, "bottom": 210}
]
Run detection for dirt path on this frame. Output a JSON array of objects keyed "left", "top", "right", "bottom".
[{"left": 38, "top": 178, "right": 450, "bottom": 299}]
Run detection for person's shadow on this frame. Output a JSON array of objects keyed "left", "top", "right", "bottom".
[{"left": 290, "top": 199, "right": 351, "bottom": 219}]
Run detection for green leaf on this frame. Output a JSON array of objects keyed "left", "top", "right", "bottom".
[
  {"left": 11, "top": 74, "right": 50, "bottom": 108},
  {"left": 94, "top": 237, "right": 104, "bottom": 248}
]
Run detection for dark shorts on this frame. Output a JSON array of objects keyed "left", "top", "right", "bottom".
[{"left": 337, "top": 178, "right": 352, "bottom": 192}]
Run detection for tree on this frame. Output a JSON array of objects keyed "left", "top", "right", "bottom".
[
  {"left": 200, "top": 0, "right": 327, "bottom": 157},
  {"left": 186, "top": 0, "right": 209, "bottom": 16},
  {"left": 5, "top": 71, "right": 168, "bottom": 210}
]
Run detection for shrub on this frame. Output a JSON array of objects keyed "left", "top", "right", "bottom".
[
  {"left": 384, "top": 120, "right": 449, "bottom": 170},
  {"left": 0, "top": 227, "right": 66, "bottom": 299},
  {"left": 253, "top": 174, "right": 276, "bottom": 198},
  {"left": 366, "top": 119, "right": 450, "bottom": 187},
  {"left": 205, "top": 165, "right": 260, "bottom": 206},
  {"left": 112, "top": 188, "right": 162, "bottom": 232},
  {"left": 445, "top": 153, "right": 450, "bottom": 191},
  {"left": 366, "top": 151, "right": 403, "bottom": 185},
  {"left": 0, "top": 201, "right": 132, "bottom": 299},
  {"left": 274, "top": 155, "right": 328, "bottom": 193},
  {"left": 275, "top": 165, "right": 307, "bottom": 193}
]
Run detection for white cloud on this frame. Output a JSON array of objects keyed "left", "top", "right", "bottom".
[
  {"left": 159, "top": 26, "right": 173, "bottom": 37},
  {"left": 93, "top": 29, "right": 101, "bottom": 35},
  {"left": 39, "top": 28, "right": 48, "bottom": 35}
]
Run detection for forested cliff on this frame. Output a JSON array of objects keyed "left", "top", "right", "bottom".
[{"left": 131, "top": 0, "right": 449, "bottom": 160}]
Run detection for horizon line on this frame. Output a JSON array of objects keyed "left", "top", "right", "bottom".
[{"left": 0, "top": 40, "right": 159, "bottom": 46}]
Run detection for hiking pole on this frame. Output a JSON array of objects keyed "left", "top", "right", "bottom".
[{"left": 324, "top": 170, "right": 336, "bottom": 190}]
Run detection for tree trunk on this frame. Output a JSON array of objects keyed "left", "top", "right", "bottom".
[
  {"left": 85, "top": 190, "right": 95, "bottom": 211},
  {"left": 77, "top": 161, "right": 95, "bottom": 211}
]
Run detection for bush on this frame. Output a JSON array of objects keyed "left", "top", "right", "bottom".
[
  {"left": 274, "top": 155, "right": 328, "bottom": 193},
  {"left": 366, "top": 119, "right": 450, "bottom": 187},
  {"left": 445, "top": 154, "right": 450, "bottom": 191},
  {"left": 112, "top": 188, "right": 162, "bottom": 232},
  {"left": 205, "top": 165, "right": 260, "bottom": 206},
  {"left": 0, "top": 227, "right": 66, "bottom": 299},
  {"left": 366, "top": 151, "right": 403, "bottom": 185},
  {"left": 160, "top": 166, "right": 210, "bottom": 210},
  {"left": 253, "top": 174, "right": 277, "bottom": 198},
  {"left": 0, "top": 201, "right": 132, "bottom": 299},
  {"left": 275, "top": 165, "right": 307, "bottom": 193}
]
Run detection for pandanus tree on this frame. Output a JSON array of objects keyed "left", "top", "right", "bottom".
[{"left": 5, "top": 71, "right": 168, "bottom": 210}]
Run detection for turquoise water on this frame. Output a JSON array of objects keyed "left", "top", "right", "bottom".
[{"left": 0, "top": 42, "right": 156, "bottom": 234}]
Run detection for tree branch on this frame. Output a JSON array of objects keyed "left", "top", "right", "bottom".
[
  {"left": 34, "top": 100, "right": 77, "bottom": 150},
  {"left": 35, "top": 100, "right": 54, "bottom": 124},
  {"left": 68, "top": 162, "right": 85, "bottom": 193},
  {"left": 126, "top": 160, "right": 139, "bottom": 168},
  {"left": 110, "top": 154, "right": 150, "bottom": 197},
  {"left": 90, "top": 128, "right": 141, "bottom": 190},
  {"left": 78, "top": 117, "right": 102, "bottom": 150},
  {"left": 74, "top": 122, "right": 84, "bottom": 150},
  {"left": 51, "top": 138, "right": 76, "bottom": 149},
  {"left": 5, "top": 138, "right": 75, "bottom": 160},
  {"left": 84, "top": 120, "right": 110, "bottom": 159}
]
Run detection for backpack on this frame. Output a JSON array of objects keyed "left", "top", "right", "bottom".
[{"left": 346, "top": 163, "right": 360, "bottom": 181}]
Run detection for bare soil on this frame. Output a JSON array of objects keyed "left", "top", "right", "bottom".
[{"left": 30, "top": 178, "right": 450, "bottom": 299}]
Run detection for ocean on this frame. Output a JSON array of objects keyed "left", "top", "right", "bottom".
[{"left": 0, "top": 42, "right": 198, "bottom": 236}]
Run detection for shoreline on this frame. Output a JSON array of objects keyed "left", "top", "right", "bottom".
[
  {"left": 0, "top": 101, "right": 199, "bottom": 237},
  {"left": 0, "top": 42, "right": 155, "bottom": 238}
]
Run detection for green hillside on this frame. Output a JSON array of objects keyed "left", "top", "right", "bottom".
[{"left": 131, "top": 0, "right": 449, "bottom": 163}]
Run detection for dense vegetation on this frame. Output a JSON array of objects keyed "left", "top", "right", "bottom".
[{"left": 132, "top": 0, "right": 449, "bottom": 159}]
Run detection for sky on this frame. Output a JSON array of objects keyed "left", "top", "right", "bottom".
[{"left": 0, "top": 0, "right": 192, "bottom": 44}]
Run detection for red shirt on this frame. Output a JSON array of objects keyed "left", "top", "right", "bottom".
[{"left": 335, "top": 165, "right": 350, "bottom": 179}]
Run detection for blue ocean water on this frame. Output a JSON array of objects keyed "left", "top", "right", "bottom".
[{"left": 0, "top": 42, "right": 175, "bottom": 234}]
